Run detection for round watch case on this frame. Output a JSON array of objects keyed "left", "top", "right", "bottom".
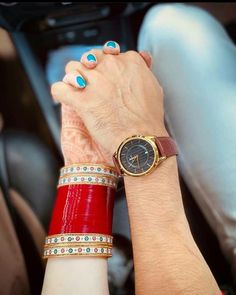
[{"left": 117, "top": 135, "right": 160, "bottom": 177}]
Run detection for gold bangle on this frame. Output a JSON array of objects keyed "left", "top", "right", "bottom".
[
  {"left": 60, "top": 163, "right": 119, "bottom": 178},
  {"left": 45, "top": 233, "right": 113, "bottom": 245},
  {"left": 44, "top": 242, "right": 112, "bottom": 248},
  {"left": 43, "top": 245, "right": 112, "bottom": 259},
  {"left": 58, "top": 174, "right": 118, "bottom": 189}
]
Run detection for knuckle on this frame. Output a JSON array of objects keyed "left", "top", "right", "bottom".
[
  {"left": 65, "top": 60, "right": 77, "bottom": 72},
  {"left": 51, "top": 82, "right": 60, "bottom": 97},
  {"left": 90, "top": 48, "right": 102, "bottom": 56},
  {"left": 126, "top": 50, "right": 143, "bottom": 64},
  {"left": 103, "top": 54, "right": 122, "bottom": 71},
  {"left": 105, "top": 54, "right": 116, "bottom": 62},
  {"left": 126, "top": 50, "right": 139, "bottom": 59},
  {"left": 88, "top": 68, "right": 100, "bottom": 81}
]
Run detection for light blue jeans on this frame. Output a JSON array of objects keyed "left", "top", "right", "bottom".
[{"left": 138, "top": 3, "right": 236, "bottom": 277}]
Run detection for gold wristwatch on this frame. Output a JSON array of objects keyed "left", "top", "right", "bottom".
[{"left": 112, "top": 135, "right": 178, "bottom": 177}]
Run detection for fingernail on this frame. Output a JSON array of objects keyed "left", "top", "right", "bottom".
[
  {"left": 76, "top": 76, "right": 86, "bottom": 88},
  {"left": 87, "top": 53, "right": 97, "bottom": 63},
  {"left": 106, "top": 41, "right": 117, "bottom": 48}
]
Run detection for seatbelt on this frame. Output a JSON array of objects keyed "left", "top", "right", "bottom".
[{"left": 0, "top": 134, "right": 44, "bottom": 295}]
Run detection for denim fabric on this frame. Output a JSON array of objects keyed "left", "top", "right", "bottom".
[{"left": 138, "top": 3, "right": 236, "bottom": 277}]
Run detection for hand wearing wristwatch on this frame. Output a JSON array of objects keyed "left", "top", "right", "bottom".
[{"left": 113, "top": 135, "right": 178, "bottom": 177}]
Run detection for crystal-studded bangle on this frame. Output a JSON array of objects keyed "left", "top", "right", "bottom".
[
  {"left": 44, "top": 233, "right": 113, "bottom": 259},
  {"left": 58, "top": 174, "right": 117, "bottom": 189},
  {"left": 45, "top": 233, "right": 113, "bottom": 246},
  {"left": 44, "top": 245, "right": 112, "bottom": 258},
  {"left": 60, "top": 163, "right": 119, "bottom": 178}
]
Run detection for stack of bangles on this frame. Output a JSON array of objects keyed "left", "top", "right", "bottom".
[{"left": 43, "top": 163, "right": 119, "bottom": 259}]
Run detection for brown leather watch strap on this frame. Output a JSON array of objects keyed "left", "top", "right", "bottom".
[{"left": 155, "top": 137, "right": 178, "bottom": 158}]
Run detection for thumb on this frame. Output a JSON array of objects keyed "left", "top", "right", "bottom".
[{"left": 139, "top": 51, "right": 153, "bottom": 69}]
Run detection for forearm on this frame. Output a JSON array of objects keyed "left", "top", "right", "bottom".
[
  {"left": 41, "top": 163, "right": 116, "bottom": 295},
  {"left": 125, "top": 157, "right": 221, "bottom": 295},
  {"left": 42, "top": 257, "right": 109, "bottom": 295}
]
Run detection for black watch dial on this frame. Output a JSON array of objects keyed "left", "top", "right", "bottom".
[{"left": 119, "top": 137, "right": 157, "bottom": 175}]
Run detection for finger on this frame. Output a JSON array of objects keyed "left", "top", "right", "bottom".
[
  {"left": 80, "top": 49, "right": 104, "bottom": 69},
  {"left": 80, "top": 51, "right": 98, "bottom": 69},
  {"left": 63, "top": 71, "right": 87, "bottom": 89},
  {"left": 51, "top": 81, "right": 81, "bottom": 107},
  {"left": 139, "top": 51, "right": 152, "bottom": 68},
  {"left": 65, "top": 60, "right": 85, "bottom": 74},
  {"left": 103, "top": 40, "right": 120, "bottom": 55},
  {"left": 66, "top": 49, "right": 104, "bottom": 72}
]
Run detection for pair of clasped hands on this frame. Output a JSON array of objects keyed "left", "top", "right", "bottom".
[
  {"left": 51, "top": 41, "right": 222, "bottom": 295},
  {"left": 51, "top": 41, "right": 168, "bottom": 165}
]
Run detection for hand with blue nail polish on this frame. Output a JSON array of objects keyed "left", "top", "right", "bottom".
[{"left": 52, "top": 48, "right": 167, "bottom": 158}]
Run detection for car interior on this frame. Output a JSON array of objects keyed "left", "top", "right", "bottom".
[{"left": 0, "top": 2, "right": 236, "bottom": 295}]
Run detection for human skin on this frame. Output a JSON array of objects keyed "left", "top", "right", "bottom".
[
  {"left": 42, "top": 101, "right": 111, "bottom": 295},
  {"left": 60, "top": 49, "right": 152, "bottom": 166},
  {"left": 42, "top": 47, "right": 149, "bottom": 295},
  {"left": 50, "top": 48, "right": 221, "bottom": 295},
  {"left": 42, "top": 47, "right": 118, "bottom": 295},
  {"left": 41, "top": 105, "right": 111, "bottom": 295},
  {"left": 41, "top": 104, "right": 111, "bottom": 295}
]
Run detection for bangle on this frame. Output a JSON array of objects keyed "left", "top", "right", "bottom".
[
  {"left": 44, "top": 164, "right": 118, "bottom": 258},
  {"left": 43, "top": 233, "right": 113, "bottom": 258},
  {"left": 49, "top": 184, "right": 116, "bottom": 235},
  {"left": 58, "top": 174, "right": 117, "bottom": 189},
  {"left": 45, "top": 233, "right": 113, "bottom": 245},
  {"left": 44, "top": 245, "right": 112, "bottom": 258},
  {"left": 60, "top": 163, "right": 119, "bottom": 178}
]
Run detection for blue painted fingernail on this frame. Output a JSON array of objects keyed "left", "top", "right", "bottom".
[
  {"left": 106, "top": 41, "right": 116, "bottom": 48},
  {"left": 76, "top": 76, "right": 86, "bottom": 88},
  {"left": 87, "top": 53, "right": 96, "bottom": 63}
]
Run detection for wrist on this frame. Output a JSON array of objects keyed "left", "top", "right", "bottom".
[
  {"left": 44, "top": 163, "right": 119, "bottom": 260},
  {"left": 124, "top": 157, "right": 185, "bottom": 225},
  {"left": 124, "top": 155, "right": 178, "bottom": 185},
  {"left": 124, "top": 157, "right": 196, "bottom": 255}
]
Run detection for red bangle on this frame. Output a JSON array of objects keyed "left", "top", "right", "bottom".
[{"left": 49, "top": 184, "right": 116, "bottom": 235}]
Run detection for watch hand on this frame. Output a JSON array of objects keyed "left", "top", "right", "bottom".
[
  {"left": 129, "top": 155, "right": 138, "bottom": 162},
  {"left": 136, "top": 155, "right": 140, "bottom": 168}
]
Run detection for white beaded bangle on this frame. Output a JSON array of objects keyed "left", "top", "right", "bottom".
[
  {"left": 43, "top": 245, "right": 112, "bottom": 258},
  {"left": 58, "top": 174, "right": 118, "bottom": 189},
  {"left": 45, "top": 233, "right": 113, "bottom": 246},
  {"left": 60, "top": 164, "right": 119, "bottom": 178}
]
